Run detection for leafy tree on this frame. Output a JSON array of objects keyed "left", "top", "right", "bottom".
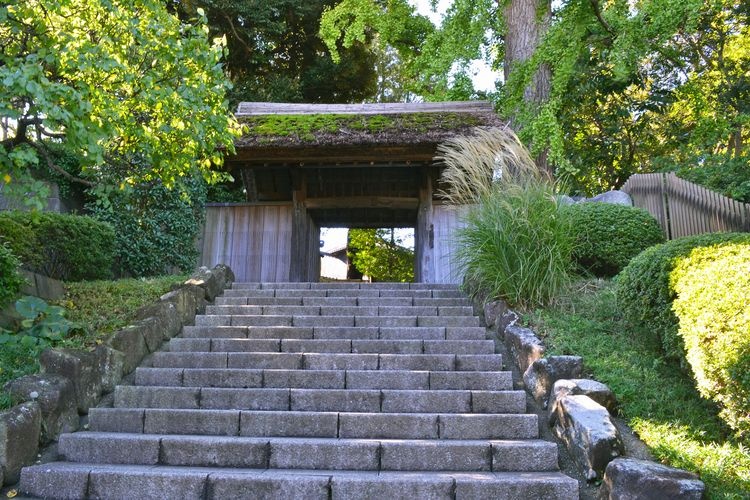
[
  {"left": 348, "top": 229, "right": 414, "bottom": 282},
  {"left": 0, "top": 0, "right": 238, "bottom": 209}
]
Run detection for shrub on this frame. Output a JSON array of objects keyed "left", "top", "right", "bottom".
[
  {"left": 671, "top": 243, "right": 750, "bottom": 438},
  {"left": 560, "top": 203, "right": 665, "bottom": 276},
  {"left": 676, "top": 154, "right": 750, "bottom": 203},
  {"left": 0, "top": 212, "right": 115, "bottom": 281},
  {"left": 0, "top": 243, "right": 25, "bottom": 307},
  {"left": 455, "top": 179, "right": 574, "bottom": 307},
  {"left": 616, "top": 232, "right": 750, "bottom": 361},
  {"left": 88, "top": 176, "right": 206, "bottom": 277}
]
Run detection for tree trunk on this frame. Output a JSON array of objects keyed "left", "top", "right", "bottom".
[{"left": 503, "top": 0, "right": 552, "bottom": 174}]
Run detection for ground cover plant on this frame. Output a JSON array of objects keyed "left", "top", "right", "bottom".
[{"left": 530, "top": 279, "right": 750, "bottom": 498}]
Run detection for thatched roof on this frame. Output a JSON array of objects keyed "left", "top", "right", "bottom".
[{"left": 235, "top": 101, "right": 502, "bottom": 149}]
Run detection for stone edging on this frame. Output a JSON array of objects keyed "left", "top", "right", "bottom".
[
  {"left": 479, "top": 298, "right": 706, "bottom": 499},
  {"left": 0, "top": 264, "right": 235, "bottom": 486}
]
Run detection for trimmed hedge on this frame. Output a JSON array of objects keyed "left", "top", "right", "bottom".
[
  {"left": 0, "top": 243, "right": 24, "bottom": 307},
  {"left": 560, "top": 203, "right": 664, "bottom": 276},
  {"left": 671, "top": 243, "right": 750, "bottom": 438},
  {"left": 0, "top": 212, "right": 115, "bottom": 281},
  {"left": 616, "top": 232, "right": 750, "bottom": 362}
]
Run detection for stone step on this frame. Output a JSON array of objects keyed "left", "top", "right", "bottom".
[
  {"left": 232, "top": 282, "right": 461, "bottom": 290},
  {"left": 20, "top": 463, "right": 579, "bottom": 500},
  {"left": 195, "top": 314, "right": 482, "bottom": 328},
  {"left": 204, "top": 305, "right": 476, "bottom": 317},
  {"left": 57, "top": 433, "right": 556, "bottom": 471},
  {"left": 222, "top": 289, "right": 465, "bottom": 299},
  {"left": 180, "top": 325, "right": 488, "bottom": 341},
  {"left": 111, "top": 387, "right": 526, "bottom": 413},
  {"left": 134, "top": 368, "right": 514, "bottom": 390},
  {"left": 215, "top": 296, "right": 472, "bottom": 307},
  {"left": 150, "top": 352, "right": 503, "bottom": 371},
  {"left": 169, "top": 338, "right": 496, "bottom": 355}
]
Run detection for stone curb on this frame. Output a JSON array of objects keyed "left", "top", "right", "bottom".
[
  {"left": 478, "top": 296, "right": 705, "bottom": 496},
  {"left": 0, "top": 264, "right": 234, "bottom": 486}
]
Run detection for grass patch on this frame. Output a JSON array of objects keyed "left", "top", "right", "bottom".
[
  {"left": 528, "top": 279, "right": 750, "bottom": 499},
  {"left": 0, "top": 275, "right": 186, "bottom": 409}
]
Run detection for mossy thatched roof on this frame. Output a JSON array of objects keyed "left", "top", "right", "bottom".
[{"left": 234, "top": 102, "right": 503, "bottom": 148}]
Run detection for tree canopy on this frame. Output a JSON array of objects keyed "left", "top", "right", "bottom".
[
  {"left": 0, "top": 0, "right": 239, "bottom": 209},
  {"left": 348, "top": 228, "right": 414, "bottom": 282}
]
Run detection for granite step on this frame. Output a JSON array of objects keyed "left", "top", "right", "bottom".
[
  {"left": 111, "top": 386, "right": 527, "bottom": 413},
  {"left": 57, "top": 433, "right": 556, "bottom": 471},
  {"left": 215, "top": 296, "right": 472, "bottom": 307},
  {"left": 180, "top": 325, "right": 487, "bottom": 341},
  {"left": 21, "top": 463, "right": 578, "bottom": 500},
  {"left": 134, "top": 368, "right": 515, "bottom": 390},
  {"left": 194, "top": 314, "right": 482, "bottom": 328}
]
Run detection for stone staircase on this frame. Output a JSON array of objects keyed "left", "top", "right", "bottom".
[{"left": 20, "top": 282, "right": 579, "bottom": 499}]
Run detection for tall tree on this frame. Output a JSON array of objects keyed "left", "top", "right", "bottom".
[{"left": 0, "top": 0, "right": 239, "bottom": 209}]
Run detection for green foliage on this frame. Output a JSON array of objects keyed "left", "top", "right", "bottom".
[
  {"left": 348, "top": 229, "right": 414, "bottom": 282},
  {"left": 0, "top": 0, "right": 239, "bottom": 209},
  {"left": 88, "top": 176, "right": 206, "bottom": 277},
  {"left": 0, "top": 243, "right": 24, "bottom": 307},
  {"left": 676, "top": 154, "right": 750, "bottom": 203},
  {"left": 0, "top": 211, "right": 115, "bottom": 281},
  {"left": 671, "top": 243, "right": 750, "bottom": 439},
  {"left": 560, "top": 203, "right": 665, "bottom": 277},
  {"left": 0, "top": 297, "right": 75, "bottom": 347},
  {"left": 532, "top": 279, "right": 750, "bottom": 497},
  {"left": 616, "top": 232, "right": 750, "bottom": 362},
  {"left": 455, "top": 179, "right": 574, "bottom": 307}
]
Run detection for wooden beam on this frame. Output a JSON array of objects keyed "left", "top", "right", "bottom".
[
  {"left": 305, "top": 196, "right": 419, "bottom": 210},
  {"left": 226, "top": 144, "right": 439, "bottom": 166}
]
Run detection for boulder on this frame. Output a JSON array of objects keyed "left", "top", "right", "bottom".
[
  {"left": 95, "top": 345, "right": 125, "bottom": 393},
  {"left": 551, "top": 395, "right": 624, "bottom": 481},
  {"left": 483, "top": 300, "right": 509, "bottom": 329},
  {"left": 3, "top": 374, "right": 77, "bottom": 444},
  {"left": 588, "top": 190, "right": 633, "bottom": 206},
  {"left": 556, "top": 195, "right": 576, "bottom": 206},
  {"left": 505, "top": 325, "right": 546, "bottom": 374},
  {"left": 212, "top": 264, "right": 235, "bottom": 291},
  {"left": 548, "top": 379, "right": 618, "bottom": 420},
  {"left": 600, "top": 458, "right": 705, "bottom": 499},
  {"left": 135, "top": 301, "right": 182, "bottom": 340},
  {"left": 185, "top": 266, "right": 223, "bottom": 302},
  {"left": 523, "top": 355, "right": 583, "bottom": 403},
  {"left": 39, "top": 348, "right": 102, "bottom": 414},
  {"left": 161, "top": 284, "right": 205, "bottom": 324},
  {"left": 0, "top": 402, "right": 41, "bottom": 484},
  {"left": 107, "top": 325, "right": 149, "bottom": 374}
]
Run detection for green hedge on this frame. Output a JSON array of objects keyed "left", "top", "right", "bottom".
[
  {"left": 560, "top": 203, "right": 664, "bottom": 276},
  {"left": 671, "top": 243, "right": 750, "bottom": 438},
  {"left": 0, "top": 212, "right": 115, "bottom": 281},
  {"left": 616, "top": 232, "right": 750, "bottom": 362},
  {"left": 0, "top": 243, "right": 24, "bottom": 307}
]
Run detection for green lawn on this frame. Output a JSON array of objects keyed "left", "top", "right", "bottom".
[
  {"left": 0, "top": 275, "right": 186, "bottom": 409},
  {"left": 529, "top": 279, "right": 750, "bottom": 499}
]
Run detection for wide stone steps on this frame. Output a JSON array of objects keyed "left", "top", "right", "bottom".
[
  {"left": 19, "top": 283, "right": 579, "bottom": 499},
  {"left": 21, "top": 464, "right": 578, "bottom": 499},
  {"left": 111, "top": 387, "right": 527, "bottom": 413}
]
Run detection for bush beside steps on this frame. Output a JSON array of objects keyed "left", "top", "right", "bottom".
[{"left": 0, "top": 264, "right": 234, "bottom": 487}]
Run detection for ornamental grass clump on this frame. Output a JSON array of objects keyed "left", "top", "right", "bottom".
[{"left": 438, "top": 127, "right": 573, "bottom": 307}]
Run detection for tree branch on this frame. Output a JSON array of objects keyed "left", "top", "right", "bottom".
[
  {"left": 27, "top": 141, "right": 96, "bottom": 187},
  {"left": 589, "top": 0, "right": 614, "bottom": 37}
]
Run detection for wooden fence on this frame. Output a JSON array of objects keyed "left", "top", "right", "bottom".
[{"left": 621, "top": 172, "right": 750, "bottom": 239}]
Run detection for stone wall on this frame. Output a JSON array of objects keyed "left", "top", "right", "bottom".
[{"left": 0, "top": 264, "right": 234, "bottom": 486}]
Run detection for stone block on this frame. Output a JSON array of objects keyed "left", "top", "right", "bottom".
[
  {"left": 356, "top": 316, "right": 415, "bottom": 327},
  {"left": 227, "top": 352, "right": 302, "bottom": 370},
  {"left": 248, "top": 327, "right": 312, "bottom": 340},
  {"left": 211, "top": 264, "right": 235, "bottom": 291},
  {"left": 471, "top": 390, "right": 527, "bottom": 413},
  {"left": 59, "top": 432, "right": 159, "bottom": 464},
  {"left": 39, "top": 348, "right": 102, "bottom": 413},
  {"left": 346, "top": 370, "right": 429, "bottom": 390},
  {"left": 213, "top": 338, "right": 279, "bottom": 352},
  {"left": 549, "top": 379, "right": 618, "bottom": 419},
  {"left": 160, "top": 435, "right": 268, "bottom": 467},
  {"left": 380, "top": 441, "right": 491, "bottom": 471},
  {"left": 600, "top": 458, "right": 705, "bottom": 499},
  {"left": 290, "top": 389, "right": 380, "bottom": 412},
  {"left": 32, "top": 273, "right": 65, "bottom": 301},
  {"left": 182, "top": 369, "right": 263, "bottom": 389},
  {"left": 234, "top": 315, "right": 292, "bottom": 327},
  {"left": 483, "top": 299, "right": 509, "bottom": 328},
  {"left": 107, "top": 325, "right": 149, "bottom": 374},
  {"left": 195, "top": 315, "right": 232, "bottom": 327},
  {"left": 240, "top": 411, "right": 337, "bottom": 438},
  {"left": 379, "top": 327, "right": 444, "bottom": 340},
  {"left": 200, "top": 388, "right": 290, "bottom": 411},
  {"left": 454, "top": 471, "right": 579, "bottom": 499},
  {"left": 379, "top": 354, "right": 455, "bottom": 371},
  {"left": 182, "top": 326, "right": 246, "bottom": 339},
  {"left": 4, "top": 373, "right": 77, "bottom": 443},
  {"left": 456, "top": 354, "right": 503, "bottom": 371},
  {"left": 491, "top": 440, "right": 559, "bottom": 472},
  {"left": 134, "top": 316, "right": 166, "bottom": 353},
  {"left": 295, "top": 315, "right": 353, "bottom": 327},
  {"left": 160, "top": 284, "right": 203, "bottom": 324},
  {"left": 135, "top": 301, "right": 182, "bottom": 341},
  {"left": 144, "top": 409, "right": 240, "bottom": 436},
  {"left": 186, "top": 266, "right": 223, "bottom": 302},
  {"left": 88, "top": 408, "right": 145, "bottom": 433},
  {"left": 338, "top": 413, "right": 438, "bottom": 439},
  {"left": 551, "top": 395, "right": 624, "bottom": 480},
  {"left": 19, "top": 463, "right": 89, "bottom": 499},
  {"left": 446, "top": 327, "right": 486, "bottom": 340},
  {"left": 304, "top": 297, "right": 356, "bottom": 306},
  {"left": 523, "top": 355, "right": 583, "bottom": 403},
  {"left": 439, "top": 414, "right": 538, "bottom": 439},
  {"left": 135, "top": 367, "right": 184, "bottom": 387},
  {"left": 114, "top": 386, "right": 200, "bottom": 409},
  {"left": 169, "top": 338, "right": 212, "bottom": 352},
  {"left": 270, "top": 438, "right": 380, "bottom": 470},
  {"left": 351, "top": 340, "right": 422, "bottom": 354},
  {"left": 208, "top": 472, "right": 329, "bottom": 500},
  {"left": 504, "top": 325, "right": 545, "bottom": 373},
  {"left": 314, "top": 327, "right": 377, "bottom": 340},
  {"left": 263, "top": 369, "right": 344, "bottom": 389},
  {"left": 0, "top": 402, "right": 41, "bottom": 484},
  {"left": 332, "top": 474, "right": 454, "bottom": 500},
  {"left": 282, "top": 339, "right": 350, "bottom": 353},
  {"left": 423, "top": 340, "right": 495, "bottom": 355},
  {"left": 381, "top": 390, "right": 470, "bottom": 413},
  {"left": 430, "top": 371, "right": 512, "bottom": 391},
  {"left": 303, "top": 353, "right": 378, "bottom": 370},
  {"left": 152, "top": 352, "right": 227, "bottom": 369},
  {"left": 87, "top": 467, "right": 207, "bottom": 499},
  {"left": 418, "top": 315, "right": 480, "bottom": 327}
]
